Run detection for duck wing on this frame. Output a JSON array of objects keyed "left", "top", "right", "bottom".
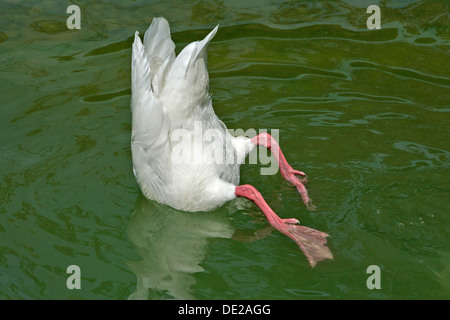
[
  {"left": 160, "top": 25, "right": 218, "bottom": 128},
  {"left": 142, "top": 17, "right": 176, "bottom": 97},
  {"left": 131, "top": 29, "right": 170, "bottom": 200}
]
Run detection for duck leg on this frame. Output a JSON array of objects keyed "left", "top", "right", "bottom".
[
  {"left": 235, "top": 185, "right": 332, "bottom": 267},
  {"left": 250, "top": 133, "right": 314, "bottom": 209}
]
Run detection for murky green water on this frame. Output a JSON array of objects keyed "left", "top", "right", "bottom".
[{"left": 0, "top": 0, "right": 449, "bottom": 299}]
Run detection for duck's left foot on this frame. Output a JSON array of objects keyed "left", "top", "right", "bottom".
[
  {"left": 280, "top": 222, "right": 333, "bottom": 267},
  {"left": 235, "top": 185, "right": 332, "bottom": 267},
  {"left": 274, "top": 217, "right": 331, "bottom": 267},
  {"left": 282, "top": 218, "right": 300, "bottom": 224}
]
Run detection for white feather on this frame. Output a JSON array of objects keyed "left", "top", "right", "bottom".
[{"left": 131, "top": 18, "right": 251, "bottom": 212}]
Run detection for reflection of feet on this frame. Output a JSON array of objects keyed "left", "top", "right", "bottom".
[{"left": 232, "top": 225, "right": 274, "bottom": 242}]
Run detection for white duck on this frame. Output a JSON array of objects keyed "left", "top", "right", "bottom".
[{"left": 131, "top": 17, "right": 332, "bottom": 267}]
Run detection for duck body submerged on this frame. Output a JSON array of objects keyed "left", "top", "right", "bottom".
[
  {"left": 131, "top": 19, "right": 247, "bottom": 211},
  {"left": 131, "top": 17, "right": 333, "bottom": 267}
]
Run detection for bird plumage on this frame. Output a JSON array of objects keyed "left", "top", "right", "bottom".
[
  {"left": 131, "top": 17, "right": 332, "bottom": 267},
  {"left": 131, "top": 18, "right": 249, "bottom": 212}
]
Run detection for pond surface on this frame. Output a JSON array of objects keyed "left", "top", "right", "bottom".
[{"left": 0, "top": 0, "right": 448, "bottom": 299}]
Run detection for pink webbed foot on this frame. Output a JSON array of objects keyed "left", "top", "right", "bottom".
[
  {"left": 282, "top": 218, "right": 300, "bottom": 224},
  {"left": 270, "top": 216, "right": 332, "bottom": 267},
  {"left": 278, "top": 222, "right": 333, "bottom": 267},
  {"left": 236, "top": 185, "right": 332, "bottom": 267},
  {"left": 251, "top": 133, "right": 314, "bottom": 209}
]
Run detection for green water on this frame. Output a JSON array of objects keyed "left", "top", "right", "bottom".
[{"left": 0, "top": 0, "right": 449, "bottom": 300}]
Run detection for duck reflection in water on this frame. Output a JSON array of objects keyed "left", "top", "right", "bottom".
[
  {"left": 126, "top": 195, "right": 234, "bottom": 299},
  {"left": 126, "top": 195, "right": 282, "bottom": 299}
]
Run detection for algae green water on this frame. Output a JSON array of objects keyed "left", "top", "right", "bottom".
[{"left": 0, "top": 0, "right": 449, "bottom": 299}]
